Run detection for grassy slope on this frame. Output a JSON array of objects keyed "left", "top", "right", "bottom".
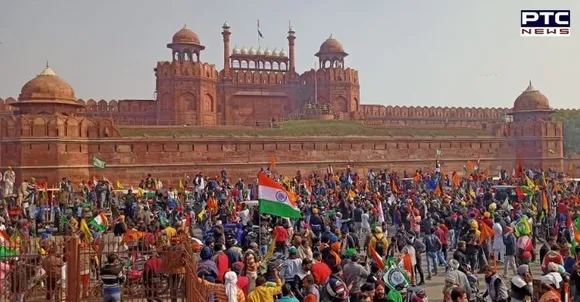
[
  {"left": 119, "top": 120, "right": 493, "bottom": 138},
  {"left": 553, "top": 110, "right": 580, "bottom": 155}
]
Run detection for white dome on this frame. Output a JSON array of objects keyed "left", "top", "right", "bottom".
[
  {"left": 272, "top": 48, "right": 279, "bottom": 56},
  {"left": 241, "top": 46, "right": 249, "bottom": 55},
  {"left": 279, "top": 48, "right": 287, "bottom": 57},
  {"left": 264, "top": 48, "right": 272, "bottom": 56},
  {"left": 249, "top": 46, "right": 256, "bottom": 55},
  {"left": 257, "top": 48, "right": 264, "bottom": 55},
  {"left": 232, "top": 45, "right": 240, "bottom": 55}
]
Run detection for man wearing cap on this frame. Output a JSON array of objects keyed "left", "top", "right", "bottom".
[
  {"left": 509, "top": 264, "right": 533, "bottom": 302},
  {"left": 281, "top": 246, "right": 302, "bottom": 287},
  {"left": 446, "top": 259, "right": 472, "bottom": 300}
]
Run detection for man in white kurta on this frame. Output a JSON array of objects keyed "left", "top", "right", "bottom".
[
  {"left": 3, "top": 167, "right": 15, "bottom": 196},
  {"left": 492, "top": 218, "right": 505, "bottom": 263}
]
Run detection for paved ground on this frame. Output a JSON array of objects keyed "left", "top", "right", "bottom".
[{"left": 420, "top": 249, "right": 543, "bottom": 302}]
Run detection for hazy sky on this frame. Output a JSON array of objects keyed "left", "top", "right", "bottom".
[{"left": 1, "top": 1, "right": 578, "bottom": 109}]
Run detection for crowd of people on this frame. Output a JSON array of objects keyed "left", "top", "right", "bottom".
[{"left": 0, "top": 164, "right": 578, "bottom": 302}]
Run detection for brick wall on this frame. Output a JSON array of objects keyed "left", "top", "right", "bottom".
[{"left": 1, "top": 135, "right": 547, "bottom": 187}]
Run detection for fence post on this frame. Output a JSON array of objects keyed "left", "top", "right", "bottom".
[{"left": 66, "top": 236, "right": 80, "bottom": 302}]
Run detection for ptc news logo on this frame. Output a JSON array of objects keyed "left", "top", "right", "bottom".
[{"left": 521, "top": 10, "right": 570, "bottom": 36}]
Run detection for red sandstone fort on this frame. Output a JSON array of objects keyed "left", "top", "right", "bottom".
[{"left": 0, "top": 23, "right": 578, "bottom": 186}]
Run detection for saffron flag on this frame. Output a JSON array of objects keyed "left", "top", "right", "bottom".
[
  {"left": 89, "top": 213, "right": 108, "bottom": 232},
  {"left": 434, "top": 183, "right": 442, "bottom": 197},
  {"left": 413, "top": 173, "right": 421, "bottom": 184},
  {"left": 116, "top": 181, "right": 124, "bottom": 190},
  {"left": 257, "top": 19, "right": 264, "bottom": 38},
  {"left": 390, "top": 178, "right": 399, "bottom": 193},
  {"left": 542, "top": 191, "right": 549, "bottom": 213},
  {"left": 478, "top": 219, "right": 495, "bottom": 244},
  {"left": 270, "top": 156, "right": 276, "bottom": 170},
  {"left": 258, "top": 172, "right": 300, "bottom": 218},
  {"left": 452, "top": 172, "right": 461, "bottom": 188},
  {"left": 348, "top": 189, "right": 356, "bottom": 199},
  {"left": 122, "top": 229, "right": 144, "bottom": 244},
  {"left": 466, "top": 161, "right": 475, "bottom": 172},
  {"left": 369, "top": 246, "right": 385, "bottom": 270}
]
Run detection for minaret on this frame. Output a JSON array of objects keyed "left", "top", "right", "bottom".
[
  {"left": 287, "top": 23, "right": 296, "bottom": 76},
  {"left": 222, "top": 21, "right": 231, "bottom": 76}
]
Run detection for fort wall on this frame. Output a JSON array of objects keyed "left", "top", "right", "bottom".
[{"left": 0, "top": 135, "right": 564, "bottom": 187}]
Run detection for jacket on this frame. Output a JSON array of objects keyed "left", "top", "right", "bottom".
[
  {"left": 100, "top": 263, "right": 126, "bottom": 295},
  {"left": 503, "top": 233, "right": 516, "bottom": 256},
  {"left": 247, "top": 279, "right": 282, "bottom": 302},
  {"left": 323, "top": 274, "right": 349, "bottom": 302},
  {"left": 486, "top": 274, "right": 509, "bottom": 302},
  {"left": 342, "top": 259, "right": 369, "bottom": 294}
]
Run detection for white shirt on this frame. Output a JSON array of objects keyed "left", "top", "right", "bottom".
[
  {"left": 361, "top": 213, "right": 370, "bottom": 229},
  {"left": 168, "top": 190, "right": 176, "bottom": 200},
  {"left": 238, "top": 209, "right": 250, "bottom": 225}
]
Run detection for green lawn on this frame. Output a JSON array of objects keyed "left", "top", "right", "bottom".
[{"left": 119, "top": 120, "right": 494, "bottom": 137}]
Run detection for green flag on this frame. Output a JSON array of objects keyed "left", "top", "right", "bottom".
[
  {"left": 92, "top": 156, "right": 106, "bottom": 169},
  {"left": 0, "top": 246, "right": 19, "bottom": 259}
]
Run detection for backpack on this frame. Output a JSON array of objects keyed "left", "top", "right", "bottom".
[
  {"left": 413, "top": 239, "right": 426, "bottom": 253},
  {"left": 319, "top": 280, "right": 332, "bottom": 302},
  {"left": 374, "top": 235, "right": 386, "bottom": 256}
]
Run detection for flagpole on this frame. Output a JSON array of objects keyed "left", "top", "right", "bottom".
[{"left": 257, "top": 19, "right": 261, "bottom": 49}]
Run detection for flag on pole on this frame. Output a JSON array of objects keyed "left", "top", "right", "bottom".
[
  {"left": 80, "top": 219, "right": 93, "bottom": 242},
  {"left": 257, "top": 19, "right": 264, "bottom": 38},
  {"left": 258, "top": 172, "right": 300, "bottom": 218},
  {"left": 89, "top": 213, "right": 109, "bottom": 232},
  {"left": 369, "top": 246, "right": 385, "bottom": 270}
]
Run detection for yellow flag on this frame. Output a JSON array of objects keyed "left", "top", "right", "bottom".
[
  {"left": 524, "top": 176, "right": 537, "bottom": 191},
  {"left": 348, "top": 190, "right": 356, "bottom": 199},
  {"left": 198, "top": 209, "right": 206, "bottom": 220},
  {"left": 116, "top": 181, "right": 124, "bottom": 190},
  {"left": 137, "top": 187, "right": 145, "bottom": 196},
  {"left": 179, "top": 179, "right": 184, "bottom": 190},
  {"left": 80, "top": 219, "right": 93, "bottom": 243}
]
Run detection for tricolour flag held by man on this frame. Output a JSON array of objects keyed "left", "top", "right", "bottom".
[
  {"left": 258, "top": 172, "right": 300, "bottom": 218},
  {"left": 89, "top": 213, "right": 109, "bottom": 232}
]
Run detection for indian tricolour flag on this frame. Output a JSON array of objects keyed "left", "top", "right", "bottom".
[
  {"left": 89, "top": 213, "right": 109, "bottom": 232},
  {"left": 0, "top": 230, "right": 12, "bottom": 247},
  {"left": 258, "top": 172, "right": 300, "bottom": 219}
]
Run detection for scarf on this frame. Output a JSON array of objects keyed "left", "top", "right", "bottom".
[{"left": 224, "top": 271, "right": 238, "bottom": 302}]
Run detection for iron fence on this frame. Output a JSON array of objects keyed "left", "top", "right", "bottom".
[{"left": 0, "top": 234, "right": 204, "bottom": 302}]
